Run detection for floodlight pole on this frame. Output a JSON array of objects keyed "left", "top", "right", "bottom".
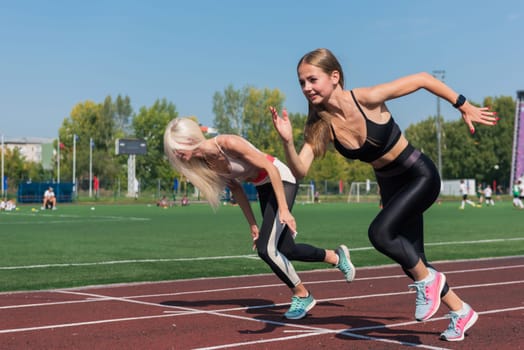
[
  {"left": 57, "top": 135, "right": 60, "bottom": 184},
  {"left": 432, "top": 70, "right": 445, "bottom": 179}
]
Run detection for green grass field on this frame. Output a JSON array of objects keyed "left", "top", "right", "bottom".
[{"left": 1, "top": 200, "right": 523, "bottom": 292}]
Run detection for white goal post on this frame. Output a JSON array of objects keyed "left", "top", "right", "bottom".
[
  {"left": 347, "top": 180, "right": 379, "bottom": 203},
  {"left": 297, "top": 183, "right": 315, "bottom": 204}
]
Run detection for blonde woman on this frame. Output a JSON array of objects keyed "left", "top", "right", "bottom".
[
  {"left": 164, "top": 117, "right": 355, "bottom": 320},
  {"left": 271, "top": 48, "right": 497, "bottom": 341}
]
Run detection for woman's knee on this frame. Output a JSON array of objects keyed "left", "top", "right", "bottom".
[
  {"left": 368, "top": 220, "right": 380, "bottom": 244},
  {"left": 256, "top": 245, "right": 268, "bottom": 258},
  {"left": 256, "top": 243, "right": 275, "bottom": 262},
  {"left": 368, "top": 221, "right": 390, "bottom": 251}
]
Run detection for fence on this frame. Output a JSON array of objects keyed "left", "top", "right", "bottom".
[
  {"left": 13, "top": 178, "right": 501, "bottom": 205},
  {"left": 5, "top": 178, "right": 352, "bottom": 204},
  {"left": 17, "top": 182, "right": 74, "bottom": 203}
]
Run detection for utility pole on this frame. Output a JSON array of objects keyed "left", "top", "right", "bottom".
[{"left": 432, "top": 70, "right": 445, "bottom": 179}]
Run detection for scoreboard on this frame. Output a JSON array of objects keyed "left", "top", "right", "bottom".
[{"left": 115, "top": 138, "right": 147, "bottom": 155}]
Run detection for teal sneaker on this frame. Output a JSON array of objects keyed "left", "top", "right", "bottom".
[
  {"left": 440, "top": 303, "right": 478, "bottom": 341},
  {"left": 409, "top": 268, "right": 446, "bottom": 321},
  {"left": 335, "top": 245, "right": 356, "bottom": 282},
  {"left": 284, "top": 292, "right": 316, "bottom": 320}
]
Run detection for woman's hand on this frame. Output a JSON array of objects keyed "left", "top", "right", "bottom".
[
  {"left": 250, "top": 224, "right": 259, "bottom": 251},
  {"left": 459, "top": 102, "right": 498, "bottom": 134},
  {"left": 278, "top": 209, "right": 297, "bottom": 237},
  {"left": 270, "top": 107, "right": 294, "bottom": 143}
]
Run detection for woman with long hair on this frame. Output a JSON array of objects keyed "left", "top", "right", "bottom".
[
  {"left": 271, "top": 48, "right": 497, "bottom": 341},
  {"left": 164, "top": 117, "right": 355, "bottom": 319}
]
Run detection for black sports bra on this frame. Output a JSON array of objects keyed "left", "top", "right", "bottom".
[{"left": 332, "top": 90, "right": 401, "bottom": 163}]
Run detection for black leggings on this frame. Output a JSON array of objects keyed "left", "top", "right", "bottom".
[
  {"left": 370, "top": 148, "right": 450, "bottom": 296},
  {"left": 255, "top": 182, "right": 326, "bottom": 288}
]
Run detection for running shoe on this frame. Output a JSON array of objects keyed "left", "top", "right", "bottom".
[
  {"left": 409, "top": 268, "right": 446, "bottom": 321},
  {"left": 284, "top": 292, "right": 316, "bottom": 320},
  {"left": 440, "top": 303, "right": 479, "bottom": 341},
  {"left": 335, "top": 245, "right": 356, "bottom": 282}
]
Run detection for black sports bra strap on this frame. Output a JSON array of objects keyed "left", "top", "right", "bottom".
[{"left": 350, "top": 90, "right": 369, "bottom": 120}]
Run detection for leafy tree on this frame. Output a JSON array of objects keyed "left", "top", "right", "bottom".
[
  {"left": 114, "top": 94, "right": 133, "bottom": 136},
  {"left": 406, "top": 96, "right": 514, "bottom": 188},
  {"left": 212, "top": 84, "right": 248, "bottom": 135},
  {"left": 58, "top": 96, "right": 133, "bottom": 189},
  {"left": 243, "top": 87, "right": 286, "bottom": 153},
  {"left": 0, "top": 146, "right": 47, "bottom": 201},
  {"left": 442, "top": 118, "right": 483, "bottom": 179},
  {"left": 405, "top": 117, "right": 439, "bottom": 162},
  {"left": 132, "top": 98, "right": 179, "bottom": 190},
  {"left": 58, "top": 100, "right": 101, "bottom": 184},
  {"left": 2, "top": 147, "right": 47, "bottom": 186},
  {"left": 212, "top": 84, "right": 289, "bottom": 157},
  {"left": 475, "top": 96, "right": 514, "bottom": 187}
]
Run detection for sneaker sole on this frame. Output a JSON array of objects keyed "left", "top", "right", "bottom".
[
  {"left": 441, "top": 311, "right": 479, "bottom": 341},
  {"left": 284, "top": 298, "right": 317, "bottom": 320},
  {"left": 417, "top": 271, "right": 446, "bottom": 322},
  {"left": 337, "top": 245, "right": 356, "bottom": 282}
]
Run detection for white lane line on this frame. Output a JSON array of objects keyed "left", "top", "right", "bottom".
[
  {"left": 1, "top": 238, "right": 522, "bottom": 270},
  {"left": 1, "top": 264, "right": 522, "bottom": 310}
]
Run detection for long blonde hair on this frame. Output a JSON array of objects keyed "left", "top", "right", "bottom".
[
  {"left": 298, "top": 48, "right": 345, "bottom": 158},
  {"left": 164, "top": 118, "right": 226, "bottom": 208}
]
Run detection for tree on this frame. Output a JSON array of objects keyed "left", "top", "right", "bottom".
[
  {"left": 58, "top": 96, "right": 133, "bottom": 189},
  {"left": 212, "top": 84, "right": 248, "bottom": 135},
  {"left": 243, "top": 87, "right": 286, "bottom": 153},
  {"left": 58, "top": 100, "right": 100, "bottom": 184},
  {"left": 476, "top": 96, "right": 514, "bottom": 187},
  {"left": 2, "top": 147, "right": 47, "bottom": 188},
  {"left": 132, "top": 98, "right": 179, "bottom": 190},
  {"left": 405, "top": 117, "right": 439, "bottom": 163},
  {"left": 405, "top": 96, "right": 514, "bottom": 187},
  {"left": 114, "top": 94, "right": 133, "bottom": 137},
  {"left": 212, "top": 84, "right": 289, "bottom": 156}
]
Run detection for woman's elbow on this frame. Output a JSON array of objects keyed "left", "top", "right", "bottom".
[{"left": 292, "top": 167, "right": 307, "bottom": 180}]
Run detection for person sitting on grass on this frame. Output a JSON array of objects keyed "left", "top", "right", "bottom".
[
  {"left": 157, "top": 195, "right": 172, "bottom": 208},
  {"left": 42, "top": 187, "right": 57, "bottom": 210}
]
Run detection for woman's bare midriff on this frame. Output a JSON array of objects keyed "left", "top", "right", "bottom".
[{"left": 370, "top": 135, "right": 409, "bottom": 169}]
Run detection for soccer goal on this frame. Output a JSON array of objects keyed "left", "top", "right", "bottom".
[
  {"left": 347, "top": 180, "right": 379, "bottom": 203},
  {"left": 297, "top": 183, "right": 314, "bottom": 204}
]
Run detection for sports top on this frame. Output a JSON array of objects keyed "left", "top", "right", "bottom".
[
  {"left": 214, "top": 137, "right": 295, "bottom": 186},
  {"left": 332, "top": 90, "right": 401, "bottom": 163}
]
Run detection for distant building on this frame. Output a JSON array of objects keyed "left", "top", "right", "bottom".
[{"left": 4, "top": 137, "right": 54, "bottom": 170}]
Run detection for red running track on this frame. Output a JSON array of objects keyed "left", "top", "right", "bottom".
[{"left": 0, "top": 256, "right": 523, "bottom": 350}]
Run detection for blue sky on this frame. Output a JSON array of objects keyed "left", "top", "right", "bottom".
[{"left": 1, "top": 0, "right": 523, "bottom": 139}]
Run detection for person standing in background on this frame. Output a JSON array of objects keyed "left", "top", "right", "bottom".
[
  {"left": 459, "top": 180, "right": 478, "bottom": 210},
  {"left": 483, "top": 185, "right": 494, "bottom": 206},
  {"left": 93, "top": 175, "right": 100, "bottom": 199}
]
